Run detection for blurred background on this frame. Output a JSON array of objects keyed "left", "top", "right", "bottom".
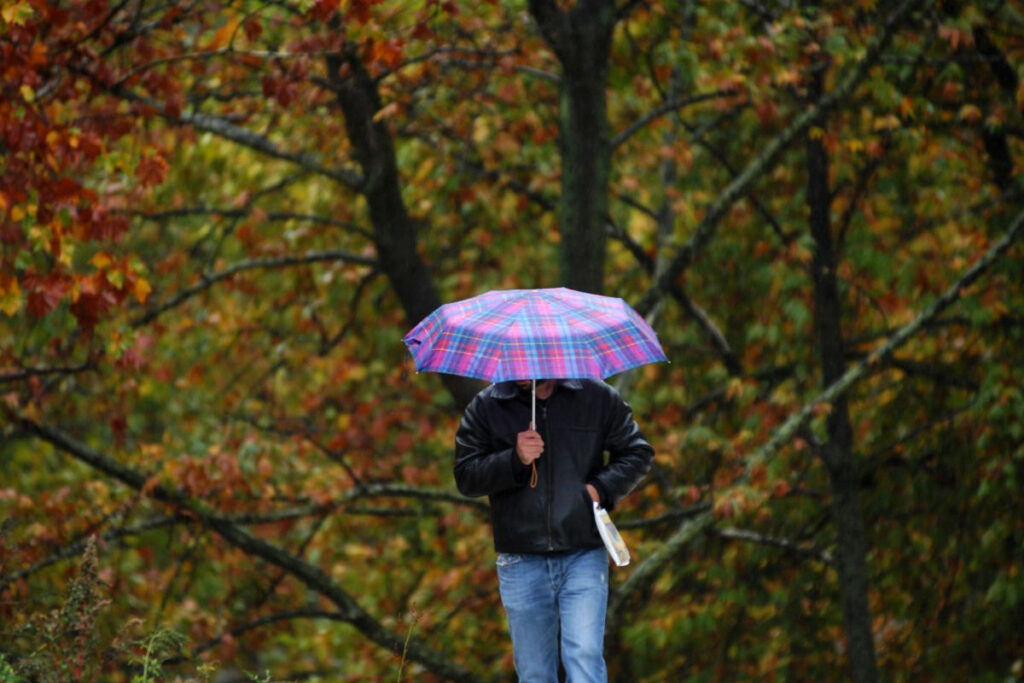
[{"left": 1, "top": 0, "right": 1021, "bottom": 680}]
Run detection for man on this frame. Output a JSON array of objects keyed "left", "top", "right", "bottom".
[{"left": 454, "top": 377, "right": 654, "bottom": 682}]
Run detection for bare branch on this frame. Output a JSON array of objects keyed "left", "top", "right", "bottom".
[
  {"left": 0, "top": 362, "right": 95, "bottom": 385},
  {"left": 131, "top": 250, "right": 376, "bottom": 327},
  {"left": 130, "top": 208, "right": 373, "bottom": 241},
  {"left": 611, "top": 89, "right": 738, "bottom": 150},
  {"left": 712, "top": 526, "right": 835, "bottom": 566},
  {"left": 607, "top": 219, "right": 742, "bottom": 374}
]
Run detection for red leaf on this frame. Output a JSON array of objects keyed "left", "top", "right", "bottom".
[
  {"left": 348, "top": 0, "right": 379, "bottom": 24},
  {"left": 110, "top": 413, "right": 127, "bottom": 443},
  {"left": 24, "top": 272, "right": 70, "bottom": 318},
  {"left": 310, "top": 0, "right": 339, "bottom": 21},
  {"left": 136, "top": 153, "right": 168, "bottom": 187},
  {"left": 242, "top": 18, "right": 262, "bottom": 41}
]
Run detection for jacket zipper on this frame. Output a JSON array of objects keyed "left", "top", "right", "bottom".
[{"left": 542, "top": 403, "right": 553, "bottom": 551}]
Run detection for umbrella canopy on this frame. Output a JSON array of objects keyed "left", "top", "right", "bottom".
[{"left": 403, "top": 287, "right": 667, "bottom": 383}]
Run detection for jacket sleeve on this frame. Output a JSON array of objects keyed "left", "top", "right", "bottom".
[
  {"left": 454, "top": 395, "right": 532, "bottom": 497},
  {"left": 589, "top": 385, "right": 654, "bottom": 511}
]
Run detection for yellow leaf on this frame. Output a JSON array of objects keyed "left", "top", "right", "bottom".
[
  {"left": 372, "top": 101, "right": 400, "bottom": 122},
  {"left": 899, "top": 97, "right": 914, "bottom": 119},
  {"left": 0, "top": 276, "right": 21, "bottom": 316},
  {"left": 808, "top": 126, "right": 825, "bottom": 139},
  {"left": 19, "top": 84, "right": 34, "bottom": 102},
  {"left": 133, "top": 277, "right": 152, "bottom": 304},
  {"left": 10, "top": 206, "right": 24, "bottom": 222},
  {"left": 1, "top": 2, "right": 32, "bottom": 24},
  {"left": 958, "top": 104, "right": 982, "bottom": 123},
  {"left": 873, "top": 114, "right": 901, "bottom": 131},
  {"left": 91, "top": 251, "right": 113, "bottom": 269},
  {"left": 725, "top": 377, "right": 745, "bottom": 401},
  {"left": 413, "top": 158, "right": 436, "bottom": 183},
  {"left": 776, "top": 69, "right": 800, "bottom": 86},
  {"left": 58, "top": 242, "right": 74, "bottom": 267},
  {"left": 472, "top": 118, "right": 490, "bottom": 144},
  {"left": 207, "top": 16, "right": 241, "bottom": 50}
]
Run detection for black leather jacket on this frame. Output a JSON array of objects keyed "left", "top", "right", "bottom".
[{"left": 454, "top": 379, "right": 654, "bottom": 554}]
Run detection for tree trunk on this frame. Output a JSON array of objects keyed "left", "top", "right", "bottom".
[
  {"left": 529, "top": 0, "right": 616, "bottom": 294},
  {"left": 328, "top": 48, "right": 479, "bottom": 409},
  {"left": 806, "top": 81, "right": 880, "bottom": 682}
]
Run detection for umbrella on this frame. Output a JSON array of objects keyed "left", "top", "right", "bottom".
[{"left": 403, "top": 286, "right": 667, "bottom": 434}]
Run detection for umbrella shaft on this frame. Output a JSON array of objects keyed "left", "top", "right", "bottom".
[{"left": 532, "top": 379, "right": 536, "bottom": 428}]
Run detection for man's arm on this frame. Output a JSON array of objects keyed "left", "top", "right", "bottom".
[
  {"left": 454, "top": 396, "right": 534, "bottom": 497},
  {"left": 588, "top": 386, "right": 654, "bottom": 511}
]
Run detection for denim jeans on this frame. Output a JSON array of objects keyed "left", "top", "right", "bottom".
[{"left": 496, "top": 547, "right": 609, "bottom": 683}]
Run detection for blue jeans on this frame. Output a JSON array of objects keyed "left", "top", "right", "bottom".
[{"left": 496, "top": 548, "right": 609, "bottom": 683}]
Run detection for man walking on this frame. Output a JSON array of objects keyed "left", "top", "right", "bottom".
[{"left": 455, "top": 378, "right": 654, "bottom": 682}]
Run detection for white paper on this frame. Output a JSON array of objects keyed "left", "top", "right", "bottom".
[{"left": 593, "top": 502, "right": 630, "bottom": 567}]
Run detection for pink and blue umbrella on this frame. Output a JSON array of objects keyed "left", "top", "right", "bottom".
[
  {"left": 404, "top": 287, "right": 667, "bottom": 488},
  {"left": 403, "top": 287, "right": 667, "bottom": 384}
]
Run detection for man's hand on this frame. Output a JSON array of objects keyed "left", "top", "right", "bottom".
[
  {"left": 516, "top": 426, "right": 544, "bottom": 466},
  {"left": 586, "top": 484, "right": 601, "bottom": 504}
]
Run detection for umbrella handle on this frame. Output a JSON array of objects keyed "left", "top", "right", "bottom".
[{"left": 529, "top": 379, "right": 538, "bottom": 488}]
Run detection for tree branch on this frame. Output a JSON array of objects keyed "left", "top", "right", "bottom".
[
  {"left": 0, "top": 516, "right": 181, "bottom": 594},
  {"left": 634, "top": 0, "right": 927, "bottom": 317},
  {"left": 746, "top": 204, "right": 1023, "bottom": 476},
  {"left": 13, "top": 419, "right": 479, "bottom": 682},
  {"left": 131, "top": 250, "right": 376, "bottom": 327},
  {"left": 610, "top": 202, "right": 1024, "bottom": 625},
  {"left": 711, "top": 526, "right": 834, "bottom": 566},
  {"left": 97, "top": 83, "right": 364, "bottom": 189},
  {"left": 0, "top": 362, "right": 95, "bottom": 385},
  {"left": 131, "top": 207, "right": 373, "bottom": 241},
  {"left": 611, "top": 89, "right": 737, "bottom": 150},
  {"left": 171, "top": 607, "right": 349, "bottom": 663}
]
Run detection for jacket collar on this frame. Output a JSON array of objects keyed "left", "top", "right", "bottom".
[{"left": 491, "top": 378, "right": 584, "bottom": 400}]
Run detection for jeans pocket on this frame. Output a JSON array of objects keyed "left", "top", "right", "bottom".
[{"left": 496, "top": 553, "right": 525, "bottom": 568}]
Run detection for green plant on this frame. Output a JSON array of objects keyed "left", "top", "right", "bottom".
[
  {"left": 397, "top": 606, "right": 422, "bottom": 683},
  {"left": 11, "top": 536, "right": 110, "bottom": 683},
  {"left": 128, "top": 626, "right": 189, "bottom": 683},
  {"left": 0, "top": 654, "right": 21, "bottom": 683}
]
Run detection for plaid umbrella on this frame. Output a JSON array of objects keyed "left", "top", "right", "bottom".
[
  {"left": 403, "top": 286, "right": 666, "bottom": 394},
  {"left": 404, "top": 287, "right": 667, "bottom": 488}
]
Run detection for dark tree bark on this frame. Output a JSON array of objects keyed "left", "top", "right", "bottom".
[
  {"left": 971, "top": 26, "right": 1019, "bottom": 194},
  {"left": 529, "top": 0, "right": 617, "bottom": 294},
  {"left": 806, "top": 72, "right": 879, "bottom": 682},
  {"left": 327, "top": 47, "right": 480, "bottom": 409}
]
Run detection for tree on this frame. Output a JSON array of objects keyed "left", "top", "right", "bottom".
[{"left": 2, "top": 1, "right": 1022, "bottom": 680}]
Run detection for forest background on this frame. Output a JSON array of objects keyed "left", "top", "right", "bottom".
[{"left": 1, "top": 0, "right": 1022, "bottom": 681}]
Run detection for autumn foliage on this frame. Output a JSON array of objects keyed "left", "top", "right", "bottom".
[{"left": 1, "top": 0, "right": 1022, "bottom": 681}]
